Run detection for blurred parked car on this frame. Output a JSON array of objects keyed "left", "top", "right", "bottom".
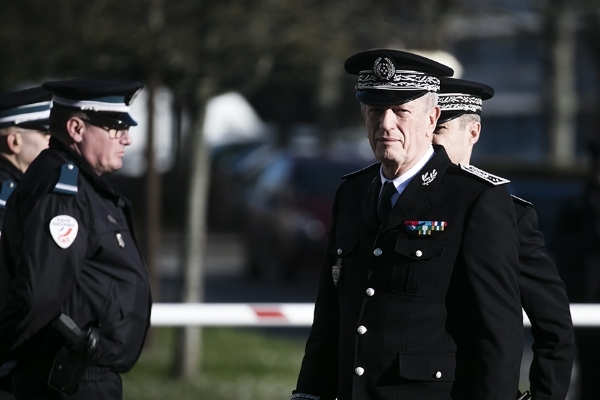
[
  {"left": 242, "top": 152, "right": 372, "bottom": 281},
  {"left": 208, "top": 140, "right": 274, "bottom": 231}
]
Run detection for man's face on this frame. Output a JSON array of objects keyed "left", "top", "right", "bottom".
[
  {"left": 17, "top": 129, "right": 50, "bottom": 170},
  {"left": 363, "top": 95, "right": 438, "bottom": 176},
  {"left": 433, "top": 116, "right": 473, "bottom": 165},
  {"left": 79, "top": 121, "right": 132, "bottom": 175}
]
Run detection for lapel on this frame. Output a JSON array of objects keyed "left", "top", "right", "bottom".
[
  {"left": 381, "top": 145, "right": 452, "bottom": 232},
  {"left": 361, "top": 173, "right": 381, "bottom": 233}
]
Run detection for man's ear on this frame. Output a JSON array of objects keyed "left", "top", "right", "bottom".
[
  {"left": 66, "top": 117, "right": 86, "bottom": 143},
  {"left": 427, "top": 105, "right": 441, "bottom": 137},
  {"left": 469, "top": 121, "right": 481, "bottom": 144},
  {"left": 5, "top": 131, "right": 21, "bottom": 155}
]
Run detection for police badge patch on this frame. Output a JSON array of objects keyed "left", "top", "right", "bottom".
[{"left": 49, "top": 215, "right": 79, "bottom": 249}]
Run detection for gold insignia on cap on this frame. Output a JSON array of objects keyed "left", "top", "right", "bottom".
[{"left": 373, "top": 57, "right": 396, "bottom": 81}]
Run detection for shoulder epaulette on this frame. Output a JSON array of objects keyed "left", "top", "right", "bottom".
[
  {"left": 459, "top": 164, "right": 510, "bottom": 186},
  {"left": 511, "top": 194, "right": 533, "bottom": 207},
  {"left": 53, "top": 162, "right": 79, "bottom": 195},
  {"left": 0, "top": 179, "right": 16, "bottom": 209},
  {"left": 342, "top": 162, "right": 380, "bottom": 179}
]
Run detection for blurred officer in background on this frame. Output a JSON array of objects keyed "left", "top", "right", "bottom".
[
  {"left": 433, "top": 77, "right": 575, "bottom": 400},
  {"left": 0, "top": 86, "right": 52, "bottom": 400},
  {"left": 0, "top": 80, "right": 152, "bottom": 400},
  {"left": 0, "top": 87, "right": 51, "bottom": 230},
  {"left": 558, "top": 137, "right": 600, "bottom": 400},
  {"left": 292, "top": 49, "right": 523, "bottom": 400}
]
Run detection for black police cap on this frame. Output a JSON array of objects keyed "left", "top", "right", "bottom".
[
  {"left": 0, "top": 86, "right": 52, "bottom": 131},
  {"left": 345, "top": 49, "right": 454, "bottom": 106},
  {"left": 438, "top": 77, "right": 494, "bottom": 124},
  {"left": 42, "top": 79, "right": 143, "bottom": 127}
]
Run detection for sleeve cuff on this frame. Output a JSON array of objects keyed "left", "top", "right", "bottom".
[{"left": 291, "top": 393, "right": 320, "bottom": 400}]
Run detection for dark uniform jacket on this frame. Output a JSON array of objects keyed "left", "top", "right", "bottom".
[
  {"left": 515, "top": 199, "right": 574, "bottom": 400},
  {"left": 0, "top": 138, "right": 151, "bottom": 372},
  {"left": 0, "top": 156, "right": 22, "bottom": 231},
  {"left": 293, "top": 146, "right": 523, "bottom": 400}
]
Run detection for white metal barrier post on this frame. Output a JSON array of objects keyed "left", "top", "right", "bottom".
[{"left": 150, "top": 303, "right": 599, "bottom": 327}]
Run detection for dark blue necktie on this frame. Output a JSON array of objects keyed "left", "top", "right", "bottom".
[{"left": 378, "top": 181, "right": 396, "bottom": 223}]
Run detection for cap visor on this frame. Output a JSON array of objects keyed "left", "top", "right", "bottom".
[
  {"left": 15, "top": 118, "right": 50, "bottom": 132},
  {"left": 120, "top": 113, "right": 138, "bottom": 127},
  {"left": 93, "top": 112, "right": 138, "bottom": 127}
]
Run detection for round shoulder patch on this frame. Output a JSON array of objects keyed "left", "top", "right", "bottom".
[{"left": 49, "top": 215, "right": 79, "bottom": 249}]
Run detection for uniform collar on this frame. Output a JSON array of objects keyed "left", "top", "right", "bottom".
[
  {"left": 49, "top": 137, "right": 124, "bottom": 202},
  {"left": 379, "top": 145, "right": 434, "bottom": 197},
  {"left": 0, "top": 155, "right": 23, "bottom": 182},
  {"left": 379, "top": 144, "right": 452, "bottom": 231}
]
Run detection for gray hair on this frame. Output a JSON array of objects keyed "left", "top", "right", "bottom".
[
  {"left": 422, "top": 92, "right": 438, "bottom": 112},
  {"left": 458, "top": 113, "right": 481, "bottom": 130},
  {"left": 359, "top": 92, "right": 439, "bottom": 115}
]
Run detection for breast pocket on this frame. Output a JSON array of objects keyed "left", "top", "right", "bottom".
[
  {"left": 329, "top": 235, "right": 359, "bottom": 295},
  {"left": 392, "top": 237, "right": 445, "bottom": 296},
  {"left": 93, "top": 213, "right": 130, "bottom": 250}
]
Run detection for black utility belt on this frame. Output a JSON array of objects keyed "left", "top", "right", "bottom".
[{"left": 82, "top": 365, "right": 113, "bottom": 381}]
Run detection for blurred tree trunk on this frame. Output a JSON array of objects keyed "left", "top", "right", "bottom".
[
  {"left": 145, "top": 75, "right": 162, "bottom": 307},
  {"left": 547, "top": 0, "right": 578, "bottom": 167},
  {"left": 581, "top": 2, "right": 600, "bottom": 155},
  {"left": 318, "top": 56, "right": 342, "bottom": 147},
  {"left": 172, "top": 77, "right": 213, "bottom": 378}
]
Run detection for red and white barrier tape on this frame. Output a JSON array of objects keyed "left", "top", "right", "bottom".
[
  {"left": 150, "top": 303, "right": 315, "bottom": 327},
  {"left": 150, "top": 303, "right": 600, "bottom": 327}
]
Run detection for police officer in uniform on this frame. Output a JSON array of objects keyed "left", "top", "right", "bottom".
[
  {"left": 0, "top": 80, "right": 152, "bottom": 400},
  {"left": 0, "top": 86, "right": 52, "bottom": 400},
  {"left": 0, "top": 87, "right": 51, "bottom": 230},
  {"left": 292, "top": 50, "right": 524, "bottom": 400},
  {"left": 432, "top": 77, "right": 575, "bottom": 400}
]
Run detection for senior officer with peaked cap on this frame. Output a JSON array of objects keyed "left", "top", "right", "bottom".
[
  {"left": 0, "top": 80, "right": 151, "bottom": 400},
  {"left": 433, "top": 77, "right": 575, "bottom": 400},
  {"left": 0, "top": 87, "right": 51, "bottom": 230},
  {"left": 292, "top": 49, "right": 524, "bottom": 400}
]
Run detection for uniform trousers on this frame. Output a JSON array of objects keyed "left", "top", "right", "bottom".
[{"left": 11, "top": 360, "right": 122, "bottom": 400}]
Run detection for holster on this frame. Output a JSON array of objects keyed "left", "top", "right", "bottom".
[
  {"left": 47, "top": 345, "right": 93, "bottom": 396},
  {"left": 47, "top": 314, "right": 101, "bottom": 396}
]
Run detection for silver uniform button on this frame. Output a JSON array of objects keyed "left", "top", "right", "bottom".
[
  {"left": 337, "top": 248, "right": 343, "bottom": 255},
  {"left": 435, "top": 371, "right": 442, "bottom": 379},
  {"left": 366, "top": 288, "right": 375, "bottom": 296},
  {"left": 415, "top": 250, "right": 423, "bottom": 257},
  {"left": 373, "top": 248, "right": 383, "bottom": 256},
  {"left": 357, "top": 326, "right": 367, "bottom": 335},
  {"left": 355, "top": 367, "right": 364, "bottom": 376}
]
